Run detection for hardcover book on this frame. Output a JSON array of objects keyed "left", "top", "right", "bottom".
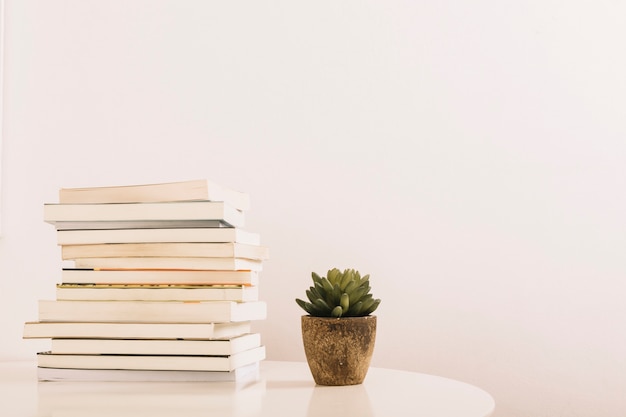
[
  {"left": 56, "top": 227, "right": 261, "bottom": 245},
  {"left": 61, "top": 268, "right": 260, "bottom": 286},
  {"left": 50, "top": 333, "right": 262, "bottom": 356},
  {"left": 69, "top": 256, "right": 263, "bottom": 271},
  {"left": 55, "top": 284, "right": 259, "bottom": 302},
  {"left": 58, "top": 179, "right": 251, "bottom": 211},
  {"left": 50, "top": 220, "right": 228, "bottom": 231},
  {"left": 44, "top": 201, "right": 245, "bottom": 228},
  {"left": 37, "top": 361, "right": 260, "bottom": 382},
  {"left": 38, "top": 300, "right": 267, "bottom": 323},
  {"left": 37, "top": 345, "right": 266, "bottom": 372},
  {"left": 24, "top": 321, "right": 252, "bottom": 340},
  {"left": 61, "top": 242, "right": 269, "bottom": 261}
]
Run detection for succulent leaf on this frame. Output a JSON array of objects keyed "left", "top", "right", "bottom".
[
  {"left": 349, "top": 300, "right": 364, "bottom": 316},
  {"left": 363, "top": 298, "right": 381, "bottom": 315},
  {"left": 312, "top": 297, "right": 332, "bottom": 312},
  {"left": 327, "top": 268, "right": 340, "bottom": 283},
  {"left": 309, "top": 286, "right": 322, "bottom": 299},
  {"left": 343, "top": 279, "right": 358, "bottom": 295},
  {"left": 321, "top": 278, "right": 334, "bottom": 294},
  {"left": 296, "top": 298, "right": 322, "bottom": 316},
  {"left": 295, "top": 298, "right": 307, "bottom": 310},
  {"left": 340, "top": 293, "right": 350, "bottom": 311},
  {"left": 296, "top": 268, "right": 380, "bottom": 317},
  {"left": 331, "top": 283, "right": 342, "bottom": 305},
  {"left": 348, "top": 286, "right": 366, "bottom": 306},
  {"left": 339, "top": 269, "right": 353, "bottom": 290}
]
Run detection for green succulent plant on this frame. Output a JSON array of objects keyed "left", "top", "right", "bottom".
[{"left": 296, "top": 268, "right": 381, "bottom": 318}]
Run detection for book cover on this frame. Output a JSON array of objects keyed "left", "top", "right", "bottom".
[
  {"left": 61, "top": 268, "right": 260, "bottom": 285},
  {"left": 37, "top": 345, "right": 266, "bottom": 372},
  {"left": 37, "top": 361, "right": 260, "bottom": 382},
  {"left": 55, "top": 283, "right": 259, "bottom": 302},
  {"left": 44, "top": 201, "right": 245, "bottom": 228},
  {"left": 61, "top": 242, "right": 270, "bottom": 261},
  {"left": 56, "top": 227, "right": 261, "bottom": 245},
  {"left": 23, "top": 321, "right": 252, "bottom": 340},
  {"left": 58, "top": 179, "right": 251, "bottom": 211},
  {"left": 50, "top": 333, "right": 262, "bottom": 356},
  {"left": 70, "top": 256, "right": 263, "bottom": 271},
  {"left": 37, "top": 300, "right": 267, "bottom": 323},
  {"left": 51, "top": 220, "right": 229, "bottom": 231}
]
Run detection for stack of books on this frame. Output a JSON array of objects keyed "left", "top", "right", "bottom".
[{"left": 24, "top": 179, "right": 268, "bottom": 382}]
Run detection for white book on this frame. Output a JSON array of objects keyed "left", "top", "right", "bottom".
[
  {"left": 55, "top": 284, "right": 259, "bottom": 302},
  {"left": 58, "top": 179, "right": 251, "bottom": 211},
  {"left": 61, "top": 268, "right": 259, "bottom": 286},
  {"left": 37, "top": 346, "right": 266, "bottom": 372},
  {"left": 50, "top": 220, "right": 230, "bottom": 231},
  {"left": 56, "top": 227, "right": 260, "bottom": 245},
  {"left": 37, "top": 361, "right": 260, "bottom": 382},
  {"left": 61, "top": 242, "right": 269, "bottom": 261},
  {"left": 23, "top": 321, "right": 252, "bottom": 340},
  {"left": 50, "top": 333, "right": 261, "bottom": 356},
  {"left": 70, "top": 256, "right": 263, "bottom": 271},
  {"left": 38, "top": 300, "right": 267, "bottom": 323},
  {"left": 44, "top": 201, "right": 245, "bottom": 228}
]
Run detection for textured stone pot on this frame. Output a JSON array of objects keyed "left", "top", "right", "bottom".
[{"left": 301, "top": 315, "right": 377, "bottom": 386}]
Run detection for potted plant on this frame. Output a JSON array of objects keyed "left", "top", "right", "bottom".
[{"left": 295, "top": 268, "right": 381, "bottom": 386}]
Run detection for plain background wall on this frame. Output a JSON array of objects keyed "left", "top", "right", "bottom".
[{"left": 1, "top": 1, "right": 625, "bottom": 416}]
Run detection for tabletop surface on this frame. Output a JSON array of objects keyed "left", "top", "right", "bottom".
[{"left": 0, "top": 360, "right": 495, "bottom": 417}]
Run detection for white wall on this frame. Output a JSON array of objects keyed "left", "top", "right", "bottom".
[{"left": 1, "top": 1, "right": 625, "bottom": 416}]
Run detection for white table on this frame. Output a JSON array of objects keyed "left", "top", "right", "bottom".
[{"left": 0, "top": 360, "right": 495, "bottom": 417}]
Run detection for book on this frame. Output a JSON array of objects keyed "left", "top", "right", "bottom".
[
  {"left": 37, "top": 362, "right": 260, "bottom": 382},
  {"left": 35, "top": 372, "right": 266, "bottom": 411},
  {"left": 70, "top": 257, "right": 263, "bottom": 271},
  {"left": 50, "top": 333, "right": 261, "bottom": 355},
  {"left": 55, "top": 284, "right": 259, "bottom": 302},
  {"left": 61, "top": 242, "right": 270, "bottom": 261},
  {"left": 58, "top": 179, "right": 251, "bottom": 211},
  {"left": 51, "top": 220, "right": 228, "bottom": 231},
  {"left": 56, "top": 227, "right": 260, "bottom": 245},
  {"left": 61, "top": 268, "right": 260, "bottom": 285},
  {"left": 38, "top": 300, "right": 267, "bottom": 323},
  {"left": 37, "top": 345, "right": 266, "bottom": 371},
  {"left": 44, "top": 201, "right": 245, "bottom": 229},
  {"left": 23, "top": 321, "right": 252, "bottom": 340},
  {"left": 37, "top": 361, "right": 260, "bottom": 382}
]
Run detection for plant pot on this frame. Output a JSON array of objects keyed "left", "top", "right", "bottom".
[{"left": 301, "top": 315, "right": 377, "bottom": 386}]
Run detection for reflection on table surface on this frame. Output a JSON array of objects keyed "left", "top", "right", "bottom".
[
  {"left": 37, "top": 378, "right": 267, "bottom": 417},
  {"left": 0, "top": 360, "right": 495, "bottom": 417}
]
